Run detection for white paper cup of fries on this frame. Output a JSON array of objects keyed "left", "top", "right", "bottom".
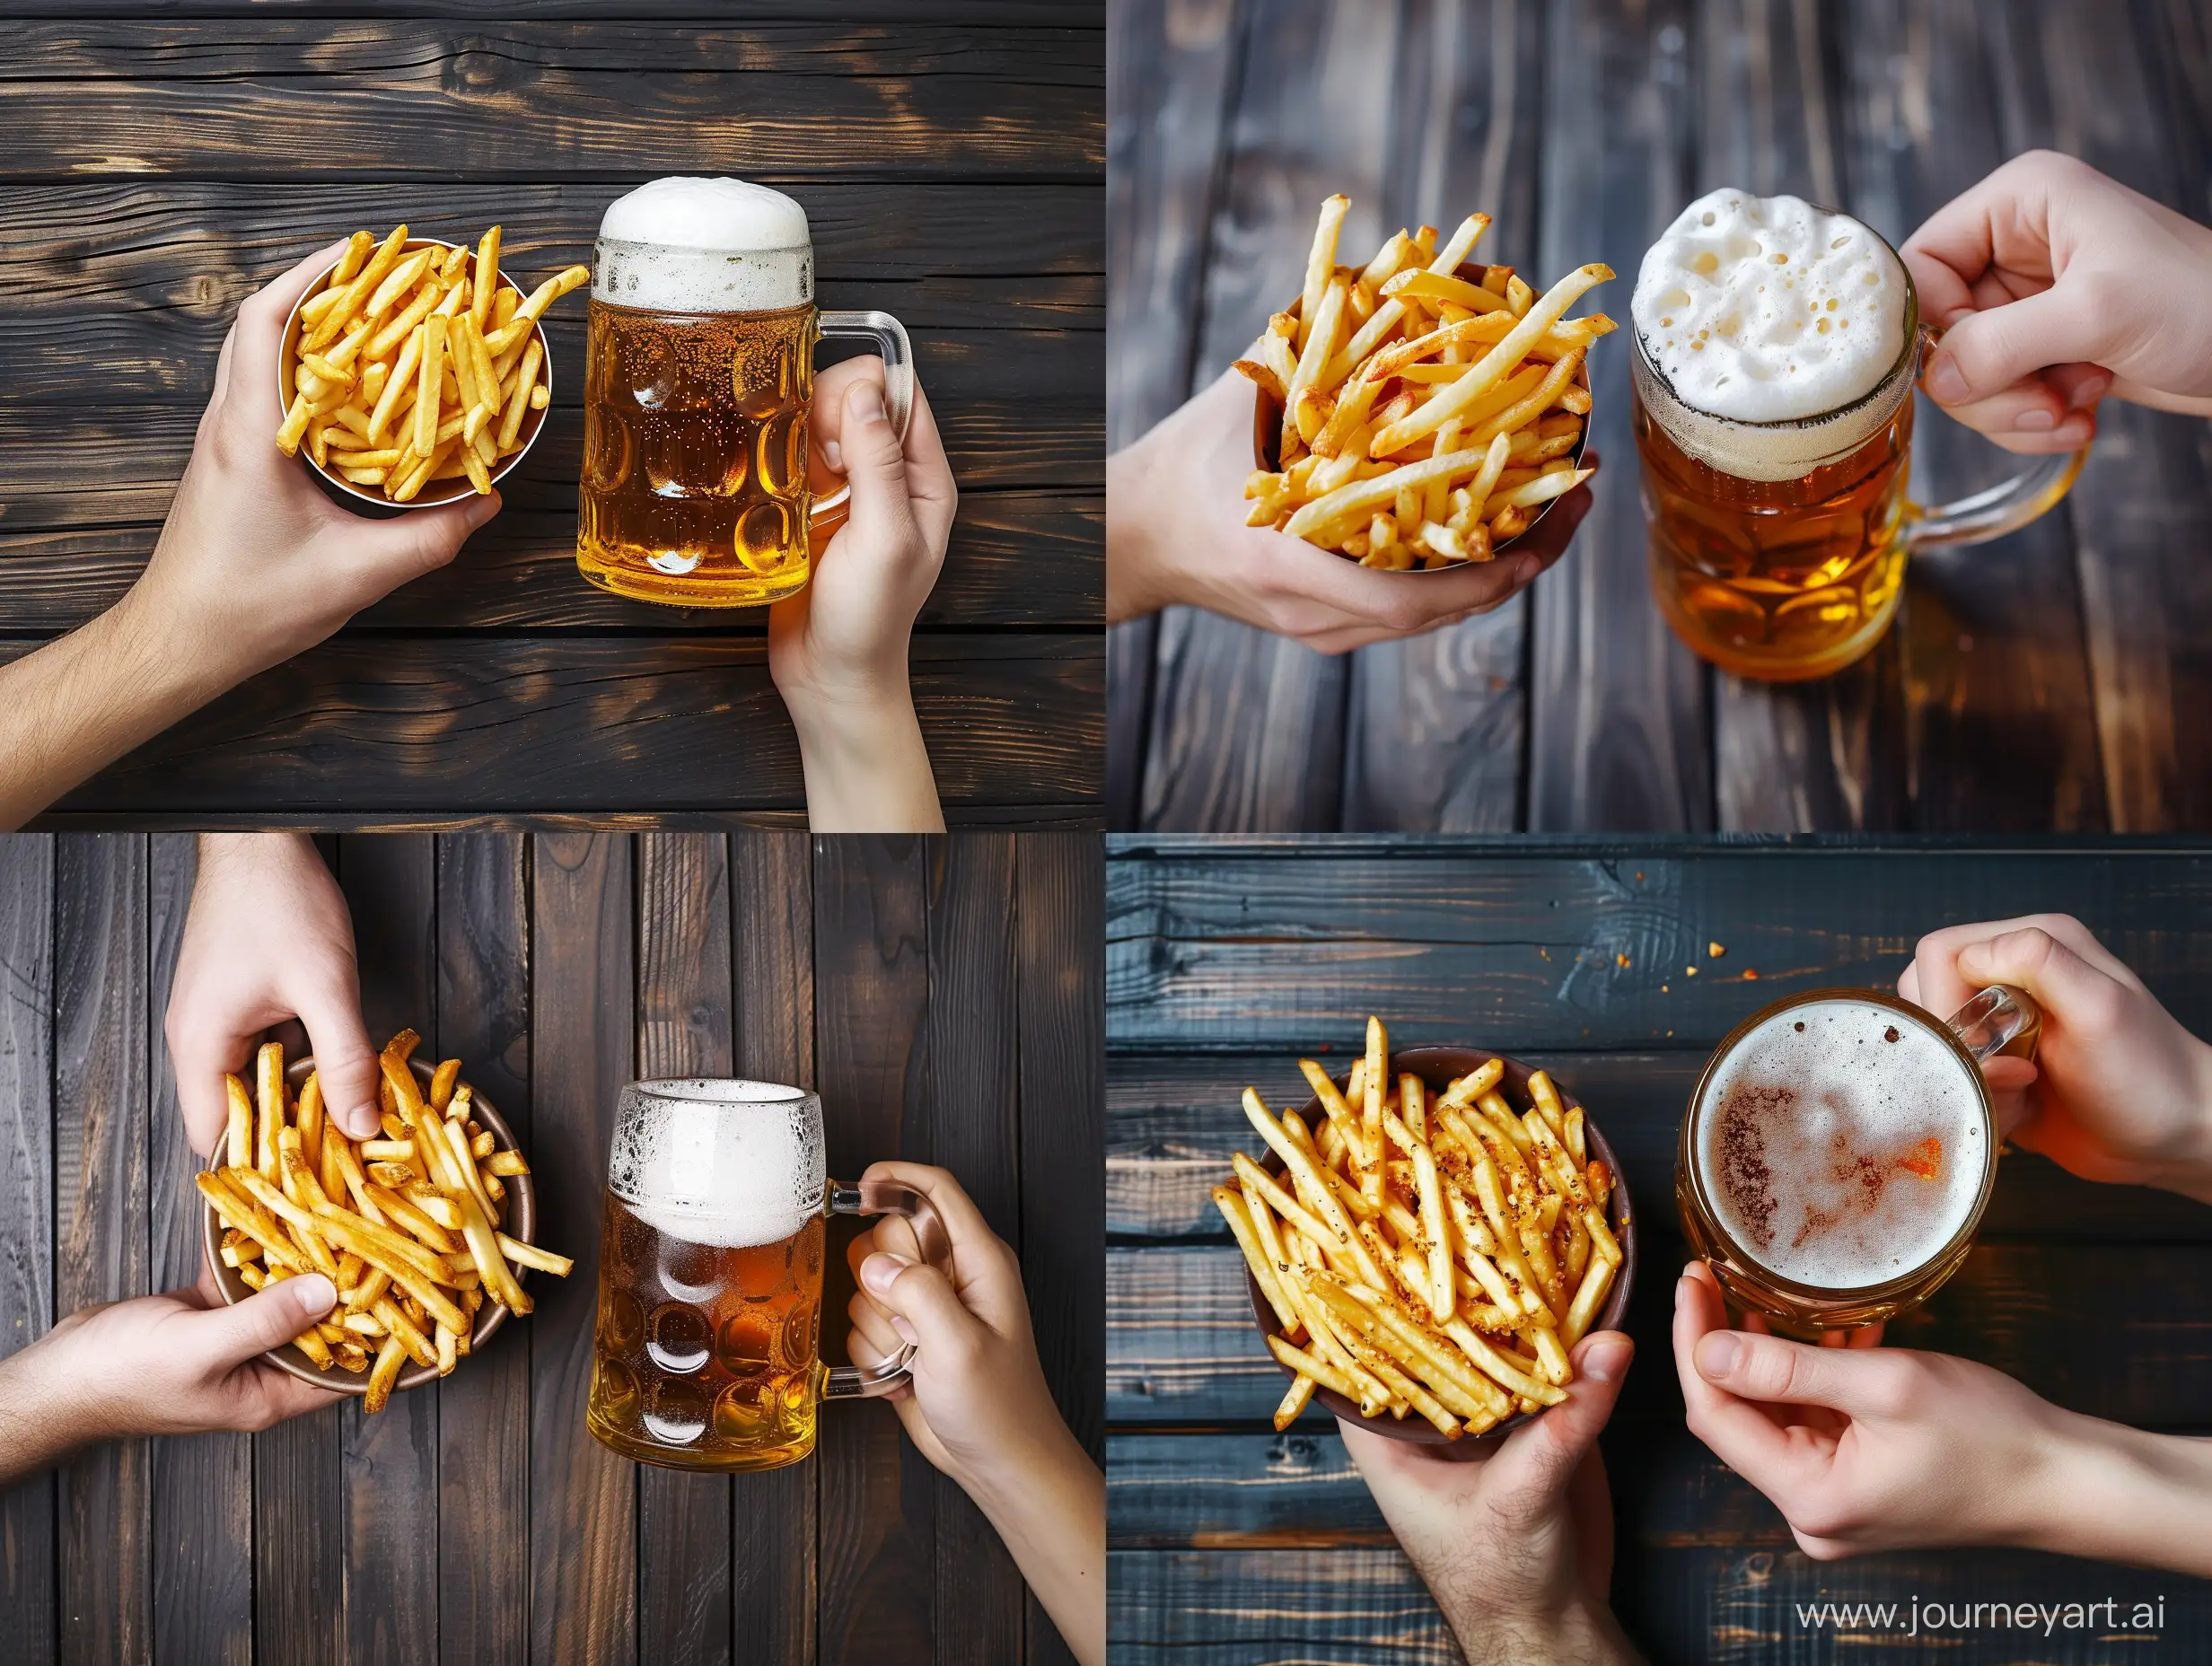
[
  {"left": 276, "top": 225, "right": 581, "bottom": 512},
  {"left": 1235, "top": 193, "right": 1607, "bottom": 570},
  {"left": 1222, "top": 1036, "right": 1637, "bottom": 1455},
  {"left": 199, "top": 1039, "right": 572, "bottom": 1408}
]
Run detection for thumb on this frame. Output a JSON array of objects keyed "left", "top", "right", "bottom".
[
  {"left": 858, "top": 1250, "right": 979, "bottom": 1355},
  {"left": 1691, "top": 1328, "right": 1897, "bottom": 1416},
  {"left": 1923, "top": 287, "right": 2105, "bottom": 408},
  {"left": 296, "top": 980, "right": 382, "bottom": 1142},
  {"left": 361, "top": 490, "right": 502, "bottom": 584},
  {"left": 1953, "top": 924, "right": 2120, "bottom": 1028},
  {"left": 205, "top": 1274, "right": 336, "bottom": 1364},
  {"left": 1487, "top": 1331, "right": 1632, "bottom": 1501},
  {"left": 835, "top": 378, "right": 921, "bottom": 548}
]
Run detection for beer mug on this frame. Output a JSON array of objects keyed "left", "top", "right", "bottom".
[
  {"left": 585, "top": 1078, "right": 946, "bottom": 1473},
  {"left": 1632, "top": 190, "right": 2087, "bottom": 680},
  {"left": 577, "top": 177, "right": 914, "bottom": 608},
  {"left": 1676, "top": 984, "right": 2039, "bottom": 1337}
]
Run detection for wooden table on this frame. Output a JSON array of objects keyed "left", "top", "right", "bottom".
[
  {"left": 0, "top": 829, "right": 1102, "bottom": 1665},
  {"left": 1107, "top": 835, "right": 2212, "bottom": 1662},
  {"left": 0, "top": 7, "right": 1103, "bottom": 826},
  {"left": 1108, "top": 0, "right": 2212, "bottom": 834}
]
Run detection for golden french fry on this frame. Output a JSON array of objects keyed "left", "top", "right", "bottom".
[
  {"left": 485, "top": 1149, "right": 530, "bottom": 1179},
  {"left": 496, "top": 1232, "right": 573, "bottom": 1277},
  {"left": 413, "top": 315, "right": 445, "bottom": 457},
  {"left": 224, "top": 1074, "right": 253, "bottom": 1171},
  {"left": 1216, "top": 1185, "right": 1298, "bottom": 1334},
  {"left": 364, "top": 1333, "right": 407, "bottom": 1413}
]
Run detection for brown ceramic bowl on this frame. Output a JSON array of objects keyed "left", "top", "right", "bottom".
[
  {"left": 1244, "top": 1044, "right": 1636, "bottom": 1455},
  {"left": 200, "top": 1054, "right": 538, "bottom": 1397},
  {"left": 276, "top": 236, "right": 552, "bottom": 512},
  {"left": 1250, "top": 263, "right": 1592, "bottom": 558}
]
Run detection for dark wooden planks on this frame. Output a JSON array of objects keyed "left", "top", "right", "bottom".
[
  {"left": 1339, "top": 0, "right": 1547, "bottom": 833},
  {"left": 434, "top": 833, "right": 532, "bottom": 1666},
  {"left": 0, "top": 835, "right": 57, "bottom": 1666},
  {"left": 1105, "top": 840, "right": 2212, "bottom": 1051},
  {"left": 0, "top": 24, "right": 1101, "bottom": 181},
  {"left": 728, "top": 831, "right": 818, "bottom": 1666},
  {"left": 338, "top": 836, "right": 442, "bottom": 1666},
  {"left": 51, "top": 836, "right": 151, "bottom": 1665},
  {"left": 1137, "top": 0, "right": 1414, "bottom": 830},
  {"left": 145, "top": 834, "right": 251, "bottom": 1666},
  {"left": 1108, "top": 1548, "right": 1458, "bottom": 1662},
  {"left": 633, "top": 834, "right": 735, "bottom": 1666},
  {"left": 1016, "top": 833, "right": 1104, "bottom": 1666},
  {"left": 527, "top": 834, "right": 636, "bottom": 1666},
  {"left": 8, "top": 635, "right": 1102, "bottom": 823},
  {"left": 1526, "top": 0, "right": 1711, "bottom": 831},
  {"left": 1698, "top": 0, "right": 1911, "bottom": 832},
  {"left": 812, "top": 837, "right": 936, "bottom": 1665}
]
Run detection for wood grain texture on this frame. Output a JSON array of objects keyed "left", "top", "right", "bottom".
[
  {"left": 338, "top": 836, "right": 442, "bottom": 1666},
  {"left": 1108, "top": 1548, "right": 1458, "bottom": 1662},
  {"left": 0, "top": 834, "right": 57, "bottom": 1666},
  {"left": 0, "top": 23, "right": 1101, "bottom": 180},
  {"left": 145, "top": 834, "right": 250, "bottom": 1666},
  {"left": 4, "top": 635, "right": 1102, "bottom": 823},
  {"left": 634, "top": 834, "right": 735, "bottom": 1666},
  {"left": 434, "top": 833, "right": 532, "bottom": 1666},
  {"left": 812, "top": 837, "right": 936, "bottom": 1666},
  {"left": 527, "top": 833, "right": 636, "bottom": 1666},
  {"left": 727, "top": 831, "right": 818, "bottom": 1666},
  {"left": 51, "top": 835, "right": 150, "bottom": 1666}
]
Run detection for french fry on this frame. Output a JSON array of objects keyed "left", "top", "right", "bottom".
[
  {"left": 1216, "top": 1185, "right": 1299, "bottom": 1334},
  {"left": 364, "top": 1333, "right": 407, "bottom": 1414},
  {"left": 224, "top": 1074, "right": 253, "bottom": 1171},
  {"left": 496, "top": 1233, "right": 574, "bottom": 1277},
  {"left": 254, "top": 1043, "right": 285, "bottom": 1178}
]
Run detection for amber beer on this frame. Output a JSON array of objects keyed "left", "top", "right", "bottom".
[
  {"left": 1632, "top": 189, "right": 2085, "bottom": 680},
  {"left": 585, "top": 1079, "right": 943, "bottom": 1472},
  {"left": 1676, "top": 985, "right": 2038, "bottom": 1337},
  {"left": 577, "top": 177, "right": 912, "bottom": 608}
]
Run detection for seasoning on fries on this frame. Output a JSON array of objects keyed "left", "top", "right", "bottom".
[
  {"left": 1234, "top": 196, "right": 1613, "bottom": 569},
  {"left": 1216, "top": 1016, "right": 1624, "bottom": 1437},
  {"left": 276, "top": 223, "right": 586, "bottom": 503},
  {"left": 198, "top": 1031, "right": 573, "bottom": 1414}
]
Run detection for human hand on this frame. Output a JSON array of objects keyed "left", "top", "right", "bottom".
[
  {"left": 119, "top": 242, "right": 503, "bottom": 698},
  {"left": 1902, "top": 150, "right": 2212, "bottom": 455},
  {"left": 1106, "top": 367, "right": 1593, "bottom": 653},
  {"left": 1900, "top": 914, "right": 2212, "bottom": 1202},
  {"left": 1341, "top": 1332, "right": 1643, "bottom": 1665},
  {"left": 166, "top": 833, "right": 382, "bottom": 1156},
  {"left": 0, "top": 1267, "right": 340, "bottom": 1484}
]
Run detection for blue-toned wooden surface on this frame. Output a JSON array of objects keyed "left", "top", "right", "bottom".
[
  {"left": 1105, "top": 834, "right": 2212, "bottom": 1662},
  {"left": 1107, "top": 0, "right": 2212, "bottom": 835}
]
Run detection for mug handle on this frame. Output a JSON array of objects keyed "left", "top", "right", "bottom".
[
  {"left": 819, "top": 1175, "right": 948, "bottom": 1400},
  {"left": 1905, "top": 323, "right": 2088, "bottom": 550},
  {"left": 1945, "top": 982, "right": 2042, "bottom": 1065},
  {"left": 810, "top": 310, "right": 916, "bottom": 529}
]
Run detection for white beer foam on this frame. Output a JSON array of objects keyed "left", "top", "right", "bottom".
[
  {"left": 1633, "top": 190, "right": 1908, "bottom": 480},
  {"left": 1697, "top": 1000, "right": 1986, "bottom": 1290},
  {"left": 609, "top": 1078, "right": 825, "bottom": 1250},
  {"left": 593, "top": 177, "right": 812, "bottom": 312}
]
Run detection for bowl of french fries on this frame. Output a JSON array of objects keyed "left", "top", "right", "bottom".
[
  {"left": 1216, "top": 1019, "right": 1635, "bottom": 1450},
  {"left": 276, "top": 223, "right": 588, "bottom": 508},
  {"left": 1235, "top": 194, "right": 1611, "bottom": 570},
  {"left": 198, "top": 1030, "right": 574, "bottom": 1413}
]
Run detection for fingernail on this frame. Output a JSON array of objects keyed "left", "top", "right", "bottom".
[
  {"left": 851, "top": 381, "right": 886, "bottom": 423},
  {"left": 891, "top": 1316, "right": 918, "bottom": 1346},
  {"left": 1927, "top": 356, "right": 1968, "bottom": 403},
  {"left": 1695, "top": 1332, "right": 1741, "bottom": 1380},
  {"left": 1514, "top": 556, "right": 1540, "bottom": 584},
  {"left": 2067, "top": 373, "right": 2111, "bottom": 409},
  {"left": 822, "top": 438, "right": 845, "bottom": 474},
  {"left": 859, "top": 1251, "right": 912, "bottom": 1296},
  {"left": 2013, "top": 408, "right": 2056, "bottom": 433},
  {"left": 1582, "top": 1336, "right": 1631, "bottom": 1384},
  {"left": 292, "top": 1274, "right": 337, "bottom": 1315}
]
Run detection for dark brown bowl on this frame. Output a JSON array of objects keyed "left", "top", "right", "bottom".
[
  {"left": 1244, "top": 1044, "right": 1637, "bottom": 1455},
  {"left": 200, "top": 1054, "right": 538, "bottom": 1397},
  {"left": 1251, "top": 263, "right": 1593, "bottom": 560}
]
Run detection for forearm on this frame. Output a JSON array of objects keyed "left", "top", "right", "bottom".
[
  {"left": 956, "top": 1425, "right": 1106, "bottom": 1666},
  {"left": 2024, "top": 1413, "right": 2212, "bottom": 1576},
  {"left": 1441, "top": 1596, "right": 1643, "bottom": 1666},
  {"left": 0, "top": 1340, "right": 100, "bottom": 1486},
  {"left": 790, "top": 687, "right": 944, "bottom": 833},
  {"left": 0, "top": 593, "right": 222, "bottom": 831},
  {"left": 1105, "top": 442, "right": 1168, "bottom": 624}
]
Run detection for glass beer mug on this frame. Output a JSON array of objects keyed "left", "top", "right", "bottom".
[
  {"left": 1634, "top": 191, "right": 2087, "bottom": 680},
  {"left": 577, "top": 176, "right": 913, "bottom": 608},
  {"left": 585, "top": 1079, "right": 945, "bottom": 1472},
  {"left": 1676, "top": 984, "right": 2039, "bottom": 1337}
]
